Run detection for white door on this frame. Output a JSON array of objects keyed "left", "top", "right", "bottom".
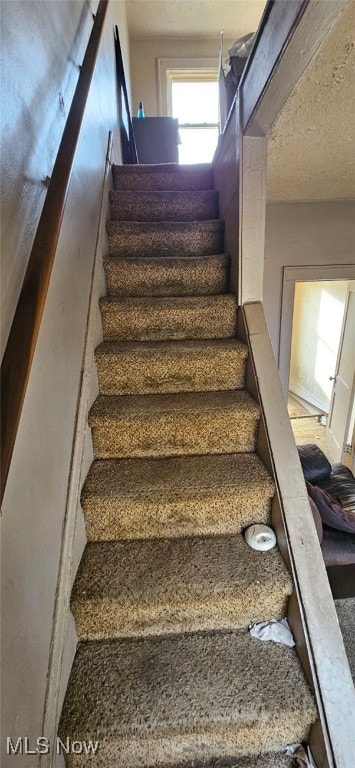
[{"left": 326, "top": 281, "right": 355, "bottom": 462}]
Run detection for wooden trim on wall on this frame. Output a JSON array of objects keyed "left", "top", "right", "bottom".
[
  {"left": 240, "top": 0, "right": 305, "bottom": 134},
  {"left": 240, "top": 0, "right": 349, "bottom": 136},
  {"left": 242, "top": 301, "right": 355, "bottom": 768}
]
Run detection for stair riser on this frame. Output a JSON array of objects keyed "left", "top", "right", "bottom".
[
  {"left": 96, "top": 347, "right": 247, "bottom": 395},
  {"left": 107, "top": 221, "right": 224, "bottom": 258},
  {"left": 112, "top": 166, "right": 214, "bottom": 191},
  {"left": 100, "top": 301, "right": 237, "bottom": 342},
  {"left": 65, "top": 724, "right": 312, "bottom": 768},
  {"left": 104, "top": 255, "right": 229, "bottom": 297},
  {"left": 110, "top": 190, "right": 219, "bottom": 222},
  {"left": 83, "top": 496, "right": 272, "bottom": 542},
  {"left": 90, "top": 409, "right": 259, "bottom": 459},
  {"left": 72, "top": 591, "right": 290, "bottom": 641}
]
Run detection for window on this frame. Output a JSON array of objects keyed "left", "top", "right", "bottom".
[
  {"left": 171, "top": 79, "right": 219, "bottom": 164},
  {"left": 158, "top": 58, "right": 219, "bottom": 164}
]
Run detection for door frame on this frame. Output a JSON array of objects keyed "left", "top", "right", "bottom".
[
  {"left": 326, "top": 281, "right": 355, "bottom": 462},
  {"left": 278, "top": 264, "right": 355, "bottom": 396}
]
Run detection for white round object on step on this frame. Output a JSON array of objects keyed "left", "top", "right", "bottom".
[{"left": 244, "top": 524, "right": 277, "bottom": 551}]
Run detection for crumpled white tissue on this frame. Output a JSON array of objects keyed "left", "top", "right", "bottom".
[
  {"left": 249, "top": 618, "right": 295, "bottom": 647},
  {"left": 284, "top": 743, "right": 317, "bottom": 767}
]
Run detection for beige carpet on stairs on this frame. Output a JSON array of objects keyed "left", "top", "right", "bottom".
[
  {"left": 104, "top": 253, "right": 230, "bottom": 296},
  {"left": 60, "top": 631, "right": 315, "bottom": 768},
  {"left": 95, "top": 338, "right": 248, "bottom": 396},
  {"left": 81, "top": 453, "right": 275, "bottom": 541},
  {"left": 59, "top": 162, "right": 317, "bottom": 767},
  {"left": 71, "top": 534, "right": 293, "bottom": 639}
]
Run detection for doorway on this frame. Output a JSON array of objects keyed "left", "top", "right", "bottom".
[{"left": 287, "top": 278, "right": 355, "bottom": 465}]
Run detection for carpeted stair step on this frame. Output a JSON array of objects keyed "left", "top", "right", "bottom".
[
  {"left": 89, "top": 390, "right": 260, "bottom": 459},
  {"left": 107, "top": 219, "right": 224, "bottom": 258},
  {"left": 158, "top": 756, "right": 292, "bottom": 768},
  {"left": 104, "top": 253, "right": 230, "bottom": 297},
  {"left": 112, "top": 162, "right": 214, "bottom": 191},
  {"left": 110, "top": 189, "right": 219, "bottom": 221},
  {"left": 71, "top": 534, "right": 293, "bottom": 640},
  {"left": 95, "top": 338, "right": 248, "bottom": 396},
  {"left": 81, "top": 453, "right": 274, "bottom": 541},
  {"left": 59, "top": 630, "right": 317, "bottom": 768},
  {"left": 99, "top": 294, "right": 237, "bottom": 342}
]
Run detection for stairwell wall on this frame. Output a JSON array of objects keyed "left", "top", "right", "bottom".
[
  {"left": 1, "top": 1, "right": 130, "bottom": 765},
  {"left": 263, "top": 200, "right": 355, "bottom": 363}
]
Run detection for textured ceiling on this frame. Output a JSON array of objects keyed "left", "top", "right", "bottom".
[
  {"left": 126, "top": 0, "right": 267, "bottom": 39},
  {"left": 267, "top": 1, "right": 355, "bottom": 201}
]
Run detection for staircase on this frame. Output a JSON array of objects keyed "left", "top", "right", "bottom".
[{"left": 59, "top": 163, "right": 317, "bottom": 766}]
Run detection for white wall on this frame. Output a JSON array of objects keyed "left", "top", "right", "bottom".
[
  {"left": 290, "top": 280, "right": 349, "bottom": 412},
  {"left": 263, "top": 201, "right": 355, "bottom": 361},
  {"left": 129, "top": 36, "right": 235, "bottom": 117},
  {"left": 0, "top": 2, "right": 130, "bottom": 765}
]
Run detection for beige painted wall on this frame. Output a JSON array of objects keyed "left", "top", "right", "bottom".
[
  {"left": 263, "top": 201, "right": 355, "bottom": 362},
  {"left": 0, "top": 1, "right": 130, "bottom": 765},
  {"left": 290, "top": 280, "right": 349, "bottom": 412},
  {"left": 129, "top": 36, "right": 235, "bottom": 117}
]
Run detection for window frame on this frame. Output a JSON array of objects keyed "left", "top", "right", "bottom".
[{"left": 157, "top": 57, "right": 218, "bottom": 118}]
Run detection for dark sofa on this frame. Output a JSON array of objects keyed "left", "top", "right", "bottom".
[{"left": 297, "top": 444, "right": 355, "bottom": 597}]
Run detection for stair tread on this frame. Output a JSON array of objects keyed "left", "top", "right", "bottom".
[
  {"left": 110, "top": 190, "right": 217, "bottom": 200},
  {"left": 95, "top": 337, "right": 247, "bottom": 358},
  {"left": 89, "top": 389, "right": 259, "bottom": 422},
  {"left": 81, "top": 453, "right": 274, "bottom": 541},
  {"left": 104, "top": 252, "right": 228, "bottom": 265},
  {"left": 95, "top": 338, "right": 247, "bottom": 395},
  {"left": 99, "top": 293, "right": 237, "bottom": 343},
  {"left": 100, "top": 293, "right": 235, "bottom": 307},
  {"left": 100, "top": 293, "right": 236, "bottom": 310},
  {"left": 89, "top": 390, "right": 258, "bottom": 459},
  {"left": 59, "top": 630, "right": 316, "bottom": 762},
  {"left": 108, "top": 219, "right": 224, "bottom": 233},
  {"left": 103, "top": 253, "right": 229, "bottom": 297},
  {"left": 109, "top": 189, "right": 219, "bottom": 222},
  {"left": 107, "top": 219, "right": 224, "bottom": 258},
  {"left": 83, "top": 453, "right": 274, "bottom": 504},
  {"left": 113, "top": 163, "right": 212, "bottom": 173},
  {"left": 112, "top": 163, "right": 214, "bottom": 191},
  {"left": 71, "top": 534, "right": 292, "bottom": 639},
  {"left": 72, "top": 534, "right": 292, "bottom": 604},
  {"left": 158, "top": 756, "right": 292, "bottom": 768}
]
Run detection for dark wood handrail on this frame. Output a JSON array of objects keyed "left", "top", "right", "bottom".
[{"left": 0, "top": 0, "right": 109, "bottom": 504}]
